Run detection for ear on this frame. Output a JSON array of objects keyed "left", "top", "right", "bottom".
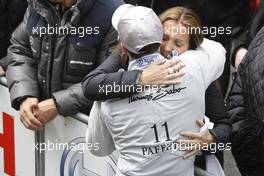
[{"left": 121, "top": 43, "right": 128, "bottom": 54}]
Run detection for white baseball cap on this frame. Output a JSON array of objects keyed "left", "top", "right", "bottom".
[{"left": 112, "top": 4, "right": 163, "bottom": 54}]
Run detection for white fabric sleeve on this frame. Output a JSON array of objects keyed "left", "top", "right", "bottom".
[
  {"left": 177, "top": 38, "right": 226, "bottom": 88},
  {"left": 199, "top": 38, "right": 226, "bottom": 87},
  {"left": 86, "top": 101, "right": 115, "bottom": 156}
]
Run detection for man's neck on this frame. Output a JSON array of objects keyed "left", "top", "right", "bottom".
[{"left": 61, "top": 0, "right": 77, "bottom": 8}]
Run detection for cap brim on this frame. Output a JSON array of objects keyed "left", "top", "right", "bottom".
[{"left": 112, "top": 4, "right": 134, "bottom": 30}]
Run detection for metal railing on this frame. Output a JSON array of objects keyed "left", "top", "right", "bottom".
[
  {"left": 0, "top": 75, "right": 89, "bottom": 176},
  {"left": 0, "top": 76, "right": 89, "bottom": 124}
]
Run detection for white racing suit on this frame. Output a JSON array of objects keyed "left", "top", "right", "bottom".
[{"left": 87, "top": 38, "right": 226, "bottom": 176}]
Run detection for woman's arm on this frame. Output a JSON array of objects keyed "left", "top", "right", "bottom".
[
  {"left": 82, "top": 51, "right": 140, "bottom": 101},
  {"left": 179, "top": 83, "right": 232, "bottom": 159},
  {"left": 82, "top": 50, "right": 184, "bottom": 101},
  {"left": 205, "top": 83, "right": 232, "bottom": 144}
]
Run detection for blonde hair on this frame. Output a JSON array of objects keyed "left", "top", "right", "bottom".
[{"left": 159, "top": 7, "right": 203, "bottom": 49}]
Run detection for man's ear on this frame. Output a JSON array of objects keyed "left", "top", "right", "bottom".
[{"left": 121, "top": 43, "right": 128, "bottom": 54}]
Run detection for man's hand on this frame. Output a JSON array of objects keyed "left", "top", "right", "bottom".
[
  {"left": 34, "top": 98, "right": 58, "bottom": 124},
  {"left": 235, "top": 48, "right": 247, "bottom": 70},
  {"left": 0, "top": 66, "right": 5, "bottom": 76},
  {"left": 19, "top": 97, "right": 43, "bottom": 131},
  {"left": 177, "top": 119, "right": 215, "bottom": 159},
  {"left": 139, "top": 56, "right": 185, "bottom": 86}
]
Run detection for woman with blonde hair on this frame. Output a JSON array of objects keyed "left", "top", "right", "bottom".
[{"left": 159, "top": 7, "right": 203, "bottom": 53}]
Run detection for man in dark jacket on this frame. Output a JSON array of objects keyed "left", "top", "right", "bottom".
[
  {"left": 6, "top": 0, "right": 123, "bottom": 130},
  {"left": 228, "top": 26, "right": 264, "bottom": 175},
  {"left": 0, "top": 0, "right": 27, "bottom": 75}
]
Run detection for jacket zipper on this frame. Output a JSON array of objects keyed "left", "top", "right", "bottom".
[{"left": 47, "top": 4, "right": 61, "bottom": 97}]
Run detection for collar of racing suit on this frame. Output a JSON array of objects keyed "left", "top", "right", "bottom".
[{"left": 127, "top": 52, "right": 161, "bottom": 71}]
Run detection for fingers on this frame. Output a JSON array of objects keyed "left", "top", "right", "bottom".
[
  {"left": 163, "top": 59, "right": 181, "bottom": 69},
  {"left": 20, "top": 112, "right": 42, "bottom": 131},
  {"left": 161, "top": 63, "right": 185, "bottom": 85},
  {"left": 154, "top": 58, "right": 167, "bottom": 65},
  {"left": 20, "top": 101, "right": 43, "bottom": 131},
  {"left": 141, "top": 59, "right": 185, "bottom": 86},
  {"left": 165, "top": 61, "right": 185, "bottom": 77},
  {"left": 32, "top": 104, "right": 38, "bottom": 113},
  {"left": 23, "top": 115, "right": 42, "bottom": 130},
  {"left": 25, "top": 109, "right": 43, "bottom": 127},
  {"left": 19, "top": 115, "right": 32, "bottom": 130},
  {"left": 164, "top": 80, "right": 182, "bottom": 85},
  {"left": 177, "top": 139, "right": 200, "bottom": 152},
  {"left": 167, "top": 67, "right": 174, "bottom": 74},
  {"left": 162, "top": 73, "right": 185, "bottom": 85},
  {"left": 171, "top": 62, "right": 185, "bottom": 73},
  {"left": 196, "top": 119, "right": 205, "bottom": 127},
  {"left": 183, "top": 150, "right": 199, "bottom": 159},
  {"left": 166, "top": 72, "right": 185, "bottom": 81},
  {"left": 25, "top": 108, "right": 42, "bottom": 129},
  {"left": 180, "top": 131, "right": 202, "bottom": 139},
  {"left": 177, "top": 139, "right": 197, "bottom": 146}
]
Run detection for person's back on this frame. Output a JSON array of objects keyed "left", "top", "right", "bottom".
[
  {"left": 92, "top": 4, "right": 226, "bottom": 176},
  {"left": 100, "top": 38, "right": 225, "bottom": 176}
]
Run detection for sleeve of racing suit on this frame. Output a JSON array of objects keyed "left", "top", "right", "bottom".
[
  {"left": 86, "top": 101, "right": 115, "bottom": 156},
  {"left": 199, "top": 38, "right": 226, "bottom": 87}
]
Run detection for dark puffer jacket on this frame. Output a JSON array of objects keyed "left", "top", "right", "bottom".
[
  {"left": 227, "top": 26, "right": 264, "bottom": 175},
  {"left": 6, "top": 0, "right": 122, "bottom": 116},
  {"left": 230, "top": 0, "right": 264, "bottom": 67}
]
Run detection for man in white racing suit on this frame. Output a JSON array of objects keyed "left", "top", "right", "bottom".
[{"left": 87, "top": 4, "right": 226, "bottom": 176}]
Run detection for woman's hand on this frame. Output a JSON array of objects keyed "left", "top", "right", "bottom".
[
  {"left": 177, "top": 119, "right": 215, "bottom": 159},
  {"left": 139, "top": 56, "right": 185, "bottom": 86}
]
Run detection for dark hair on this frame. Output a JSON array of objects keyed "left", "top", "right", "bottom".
[{"left": 127, "top": 43, "right": 160, "bottom": 58}]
